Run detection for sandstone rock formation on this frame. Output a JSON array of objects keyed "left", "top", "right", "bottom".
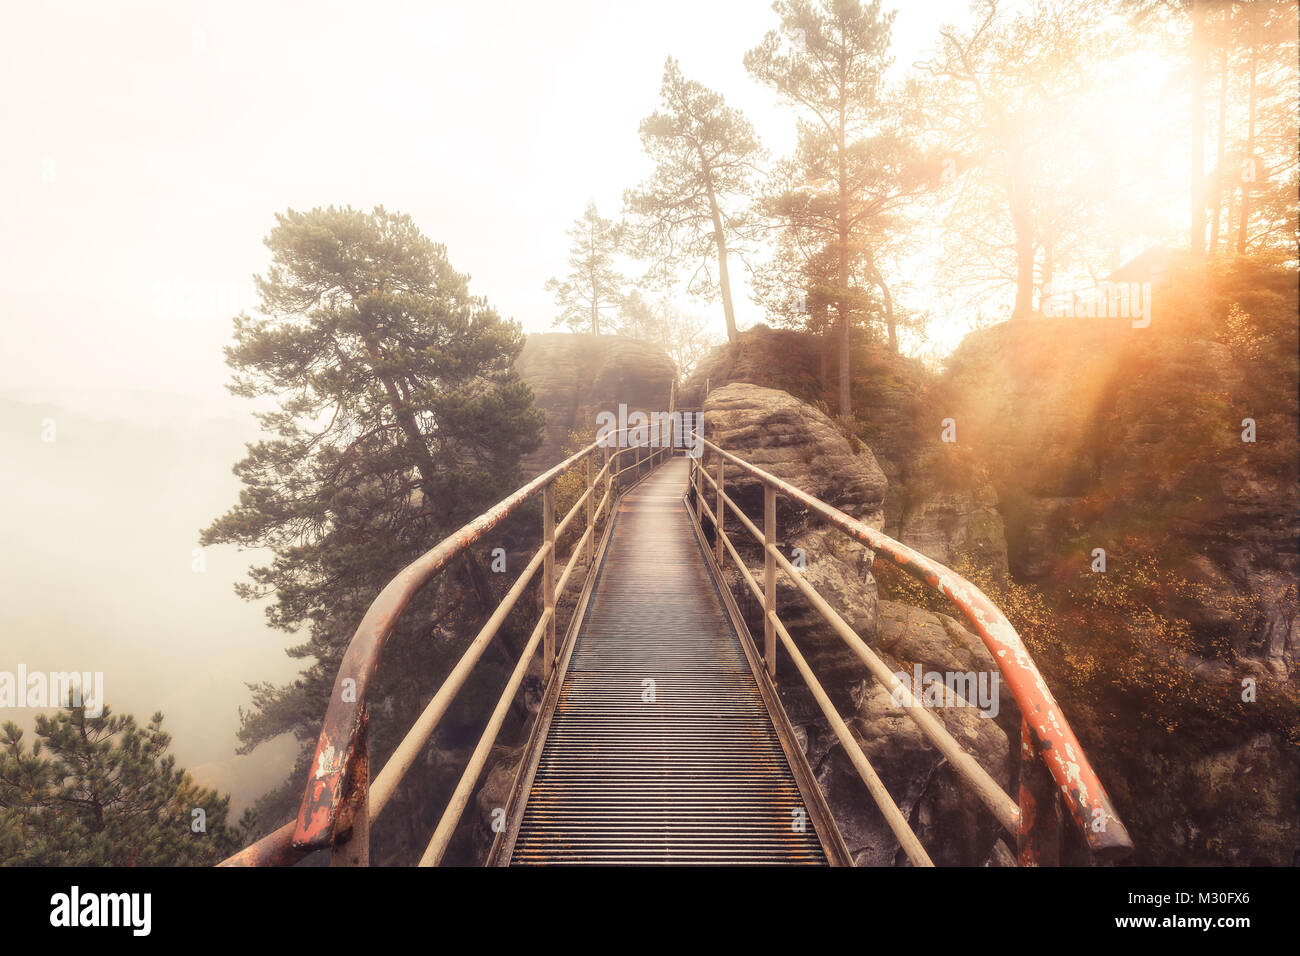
[
  {"left": 938, "top": 278, "right": 1300, "bottom": 865},
  {"left": 896, "top": 484, "right": 1009, "bottom": 574},
  {"left": 773, "top": 599, "right": 1014, "bottom": 867},
  {"left": 687, "top": 330, "right": 1010, "bottom": 575},
  {"left": 514, "top": 333, "right": 676, "bottom": 476},
  {"left": 687, "top": 278, "right": 1300, "bottom": 866},
  {"left": 701, "top": 382, "right": 1012, "bottom": 865},
  {"left": 503, "top": 264, "right": 1300, "bottom": 867},
  {"left": 680, "top": 325, "right": 822, "bottom": 410},
  {"left": 944, "top": 312, "right": 1299, "bottom": 676},
  {"left": 701, "top": 382, "right": 887, "bottom": 525}
]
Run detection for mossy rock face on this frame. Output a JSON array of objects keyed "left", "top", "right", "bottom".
[
  {"left": 933, "top": 261, "right": 1300, "bottom": 864},
  {"left": 940, "top": 265, "right": 1298, "bottom": 649},
  {"left": 1098, "top": 728, "right": 1300, "bottom": 866}
]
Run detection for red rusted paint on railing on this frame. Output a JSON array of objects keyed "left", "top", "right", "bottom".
[
  {"left": 698, "top": 438, "right": 1133, "bottom": 862},
  {"left": 1016, "top": 717, "right": 1062, "bottom": 866},
  {"left": 290, "top": 441, "right": 620, "bottom": 852},
  {"left": 217, "top": 820, "right": 308, "bottom": 868},
  {"left": 283, "top": 431, "right": 667, "bottom": 854}
]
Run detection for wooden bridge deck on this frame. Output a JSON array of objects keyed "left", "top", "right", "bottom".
[{"left": 509, "top": 458, "right": 828, "bottom": 865}]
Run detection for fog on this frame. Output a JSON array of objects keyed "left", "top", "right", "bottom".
[
  {"left": 0, "top": 390, "right": 299, "bottom": 809},
  {"left": 0, "top": 1, "right": 966, "bottom": 811}
]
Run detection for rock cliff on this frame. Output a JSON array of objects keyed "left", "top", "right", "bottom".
[
  {"left": 689, "top": 329, "right": 1010, "bottom": 574},
  {"left": 514, "top": 333, "right": 676, "bottom": 475},
  {"left": 687, "top": 259, "right": 1300, "bottom": 865},
  {"left": 700, "top": 382, "right": 1014, "bottom": 865}
]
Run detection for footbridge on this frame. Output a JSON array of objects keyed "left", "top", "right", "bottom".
[{"left": 221, "top": 422, "right": 1133, "bottom": 867}]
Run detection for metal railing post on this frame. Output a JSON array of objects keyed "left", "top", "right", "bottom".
[
  {"left": 330, "top": 708, "right": 369, "bottom": 866},
  {"left": 694, "top": 426, "right": 701, "bottom": 511},
  {"left": 542, "top": 483, "right": 556, "bottom": 683},
  {"left": 585, "top": 454, "right": 594, "bottom": 566},
  {"left": 223, "top": 428, "right": 1136, "bottom": 868},
  {"left": 715, "top": 458, "right": 725, "bottom": 568},
  {"left": 763, "top": 483, "right": 776, "bottom": 678},
  {"left": 1017, "top": 717, "right": 1062, "bottom": 866},
  {"left": 690, "top": 455, "right": 699, "bottom": 516},
  {"left": 604, "top": 443, "right": 611, "bottom": 502}
]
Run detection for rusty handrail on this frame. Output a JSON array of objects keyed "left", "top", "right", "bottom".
[
  {"left": 221, "top": 418, "right": 675, "bottom": 866},
  {"left": 220, "top": 408, "right": 1128, "bottom": 867},
  {"left": 686, "top": 435, "right": 1133, "bottom": 865}
]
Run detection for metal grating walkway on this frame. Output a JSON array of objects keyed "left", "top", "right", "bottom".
[{"left": 510, "top": 458, "right": 827, "bottom": 864}]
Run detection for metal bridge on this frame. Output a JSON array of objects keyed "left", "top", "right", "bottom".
[
  {"left": 222, "top": 420, "right": 1133, "bottom": 867},
  {"left": 504, "top": 460, "right": 831, "bottom": 864}
]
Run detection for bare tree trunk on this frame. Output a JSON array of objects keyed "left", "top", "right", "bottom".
[
  {"left": 1007, "top": 147, "right": 1034, "bottom": 321},
  {"left": 1210, "top": 16, "right": 1230, "bottom": 253},
  {"left": 715, "top": 235, "right": 738, "bottom": 343},
  {"left": 366, "top": 341, "right": 440, "bottom": 495},
  {"left": 1013, "top": 237, "right": 1034, "bottom": 319},
  {"left": 1236, "top": 16, "right": 1258, "bottom": 255},
  {"left": 1011, "top": 197, "right": 1035, "bottom": 320},
  {"left": 590, "top": 219, "right": 601, "bottom": 335},
  {"left": 1191, "top": 0, "right": 1207, "bottom": 260},
  {"left": 866, "top": 254, "right": 897, "bottom": 353},
  {"left": 881, "top": 281, "right": 896, "bottom": 354},
  {"left": 703, "top": 166, "right": 739, "bottom": 343},
  {"left": 1225, "top": 167, "right": 1237, "bottom": 249},
  {"left": 1041, "top": 238, "right": 1055, "bottom": 311},
  {"left": 838, "top": 244, "right": 851, "bottom": 417},
  {"left": 837, "top": 110, "right": 852, "bottom": 419},
  {"left": 819, "top": 319, "right": 829, "bottom": 390}
]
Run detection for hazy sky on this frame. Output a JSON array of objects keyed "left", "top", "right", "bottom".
[
  {"left": 0, "top": 0, "right": 1205, "bottom": 819},
  {"left": 0, "top": 0, "right": 982, "bottom": 810},
  {"left": 1, "top": 0, "right": 972, "bottom": 408}
]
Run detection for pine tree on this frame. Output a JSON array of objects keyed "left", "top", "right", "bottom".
[
  {"left": 916, "top": 0, "right": 1107, "bottom": 321},
  {"left": 545, "top": 202, "right": 627, "bottom": 335},
  {"left": 624, "top": 57, "right": 764, "bottom": 343},
  {"left": 746, "top": 0, "right": 899, "bottom": 417},
  {"left": 0, "top": 703, "right": 250, "bottom": 865},
  {"left": 200, "top": 206, "right": 544, "bottom": 831}
]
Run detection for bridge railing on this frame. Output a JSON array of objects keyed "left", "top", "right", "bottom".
[
  {"left": 685, "top": 436, "right": 1133, "bottom": 866},
  {"left": 221, "top": 420, "right": 674, "bottom": 867}
]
